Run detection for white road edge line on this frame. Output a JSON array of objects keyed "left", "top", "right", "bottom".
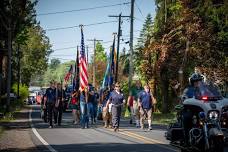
[{"left": 29, "top": 109, "right": 57, "bottom": 152}]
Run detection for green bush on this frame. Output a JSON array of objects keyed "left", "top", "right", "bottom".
[
  {"left": 12, "top": 83, "right": 29, "bottom": 102},
  {"left": 120, "top": 81, "right": 129, "bottom": 99}
]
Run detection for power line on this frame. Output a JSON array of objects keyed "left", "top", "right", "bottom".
[
  {"left": 135, "top": 1, "right": 144, "bottom": 18},
  {"left": 38, "top": 2, "right": 130, "bottom": 16},
  {"left": 54, "top": 46, "right": 78, "bottom": 51},
  {"left": 45, "top": 20, "right": 118, "bottom": 31}
]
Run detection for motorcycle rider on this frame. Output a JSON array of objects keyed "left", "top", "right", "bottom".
[
  {"left": 182, "top": 73, "right": 203, "bottom": 99},
  {"left": 181, "top": 72, "right": 204, "bottom": 144}
]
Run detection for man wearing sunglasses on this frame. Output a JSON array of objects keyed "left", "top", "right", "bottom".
[{"left": 106, "top": 82, "right": 124, "bottom": 132}]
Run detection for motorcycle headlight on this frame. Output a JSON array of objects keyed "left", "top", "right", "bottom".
[{"left": 208, "top": 111, "right": 219, "bottom": 120}]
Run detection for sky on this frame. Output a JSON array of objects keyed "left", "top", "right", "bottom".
[{"left": 35, "top": 0, "right": 156, "bottom": 63}]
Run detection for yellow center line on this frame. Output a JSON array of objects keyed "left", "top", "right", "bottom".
[
  {"left": 105, "top": 128, "right": 178, "bottom": 152},
  {"left": 122, "top": 130, "right": 164, "bottom": 144},
  {"left": 118, "top": 131, "right": 152, "bottom": 144}
]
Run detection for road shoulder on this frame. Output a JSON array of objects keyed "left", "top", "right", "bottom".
[{"left": 0, "top": 106, "right": 39, "bottom": 152}]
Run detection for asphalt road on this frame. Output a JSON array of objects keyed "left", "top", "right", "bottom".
[
  {"left": 30, "top": 105, "right": 228, "bottom": 152},
  {"left": 30, "top": 105, "right": 178, "bottom": 152}
]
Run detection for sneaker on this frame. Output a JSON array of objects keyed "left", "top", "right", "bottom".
[
  {"left": 136, "top": 124, "right": 140, "bottom": 128},
  {"left": 49, "top": 126, "right": 53, "bottom": 129},
  {"left": 114, "top": 127, "right": 118, "bottom": 132},
  {"left": 148, "top": 126, "right": 152, "bottom": 130},
  {"left": 141, "top": 126, "right": 144, "bottom": 130}
]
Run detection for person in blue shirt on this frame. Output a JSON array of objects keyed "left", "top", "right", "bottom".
[
  {"left": 138, "top": 84, "right": 154, "bottom": 130},
  {"left": 106, "top": 82, "right": 125, "bottom": 132},
  {"left": 44, "top": 81, "right": 56, "bottom": 128}
]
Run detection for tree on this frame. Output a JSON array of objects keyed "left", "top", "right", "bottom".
[
  {"left": 49, "top": 58, "right": 61, "bottom": 70},
  {"left": 20, "top": 25, "right": 52, "bottom": 86},
  {"left": 95, "top": 42, "right": 107, "bottom": 62},
  {"left": 139, "top": 0, "right": 227, "bottom": 113},
  {"left": 90, "top": 42, "right": 107, "bottom": 87},
  {"left": 134, "top": 13, "right": 154, "bottom": 74},
  {"left": 0, "top": 0, "right": 37, "bottom": 107}
]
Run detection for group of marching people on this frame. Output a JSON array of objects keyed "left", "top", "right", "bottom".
[
  {"left": 100, "top": 80, "right": 156, "bottom": 131},
  {"left": 70, "top": 84, "right": 99, "bottom": 129},
  {"left": 42, "top": 81, "right": 65, "bottom": 128},
  {"left": 43, "top": 80, "right": 156, "bottom": 131}
]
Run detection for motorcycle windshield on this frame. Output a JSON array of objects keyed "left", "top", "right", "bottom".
[{"left": 196, "top": 81, "right": 223, "bottom": 100}]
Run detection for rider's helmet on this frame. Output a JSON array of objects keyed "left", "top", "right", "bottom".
[{"left": 189, "top": 73, "right": 204, "bottom": 86}]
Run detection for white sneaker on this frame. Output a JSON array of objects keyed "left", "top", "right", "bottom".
[{"left": 148, "top": 126, "right": 152, "bottom": 130}]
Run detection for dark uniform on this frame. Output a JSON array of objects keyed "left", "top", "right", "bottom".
[
  {"left": 45, "top": 87, "right": 56, "bottom": 128},
  {"left": 109, "top": 90, "right": 124, "bottom": 130},
  {"left": 54, "top": 88, "right": 65, "bottom": 126}
]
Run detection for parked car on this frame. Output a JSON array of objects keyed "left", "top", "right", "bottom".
[{"left": 26, "top": 91, "right": 36, "bottom": 105}]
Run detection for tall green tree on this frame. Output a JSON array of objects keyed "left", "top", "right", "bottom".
[
  {"left": 134, "top": 13, "right": 154, "bottom": 74},
  {"left": 89, "top": 42, "right": 107, "bottom": 87},
  {"left": 49, "top": 58, "right": 61, "bottom": 70},
  {"left": 20, "top": 25, "right": 52, "bottom": 86},
  {"left": 139, "top": 0, "right": 227, "bottom": 113}
]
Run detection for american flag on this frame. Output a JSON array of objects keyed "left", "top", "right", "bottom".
[
  {"left": 64, "top": 65, "right": 73, "bottom": 82},
  {"left": 79, "top": 27, "right": 88, "bottom": 91}
]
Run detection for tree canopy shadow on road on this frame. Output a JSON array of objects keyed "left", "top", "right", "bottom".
[
  {"left": 1, "top": 142, "right": 228, "bottom": 152},
  {"left": 0, "top": 142, "right": 179, "bottom": 152}
]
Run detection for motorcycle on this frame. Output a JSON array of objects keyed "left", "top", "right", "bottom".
[{"left": 165, "top": 80, "right": 228, "bottom": 152}]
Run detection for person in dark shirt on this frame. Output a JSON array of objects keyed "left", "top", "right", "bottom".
[
  {"left": 138, "top": 84, "right": 154, "bottom": 130},
  {"left": 44, "top": 81, "right": 56, "bottom": 128},
  {"left": 87, "top": 85, "right": 95, "bottom": 124},
  {"left": 54, "top": 83, "right": 65, "bottom": 126},
  {"left": 71, "top": 90, "right": 80, "bottom": 125},
  {"left": 106, "top": 82, "right": 125, "bottom": 132}
]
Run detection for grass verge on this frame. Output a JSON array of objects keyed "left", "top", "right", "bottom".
[
  {"left": 0, "top": 126, "right": 4, "bottom": 138},
  {"left": 152, "top": 112, "right": 176, "bottom": 125}
]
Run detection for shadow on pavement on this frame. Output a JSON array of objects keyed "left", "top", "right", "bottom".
[
  {"left": 1, "top": 142, "right": 228, "bottom": 152},
  {"left": 0, "top": 142, "right": 178, "bottom": 152}
]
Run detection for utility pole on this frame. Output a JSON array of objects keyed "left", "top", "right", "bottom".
[
  {"left": 109, "top": 14, "right": 129, "bottom": 83},
  {"left": 128, "top": 0, "right": 135, "bottom": 90},
  {"left": 6, "top": 20, "right": 12, "bottom": 112},
  {"left": 87, "top": 38, "right": 103, "bottom": 88}
]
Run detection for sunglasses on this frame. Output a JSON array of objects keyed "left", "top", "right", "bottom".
[{"left": 115, "top": 86, "right": 120, "bottom": 88}]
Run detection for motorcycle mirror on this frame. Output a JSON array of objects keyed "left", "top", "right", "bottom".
[{"left": 199, "top": 111, "right": 206, "bottom": 120}]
